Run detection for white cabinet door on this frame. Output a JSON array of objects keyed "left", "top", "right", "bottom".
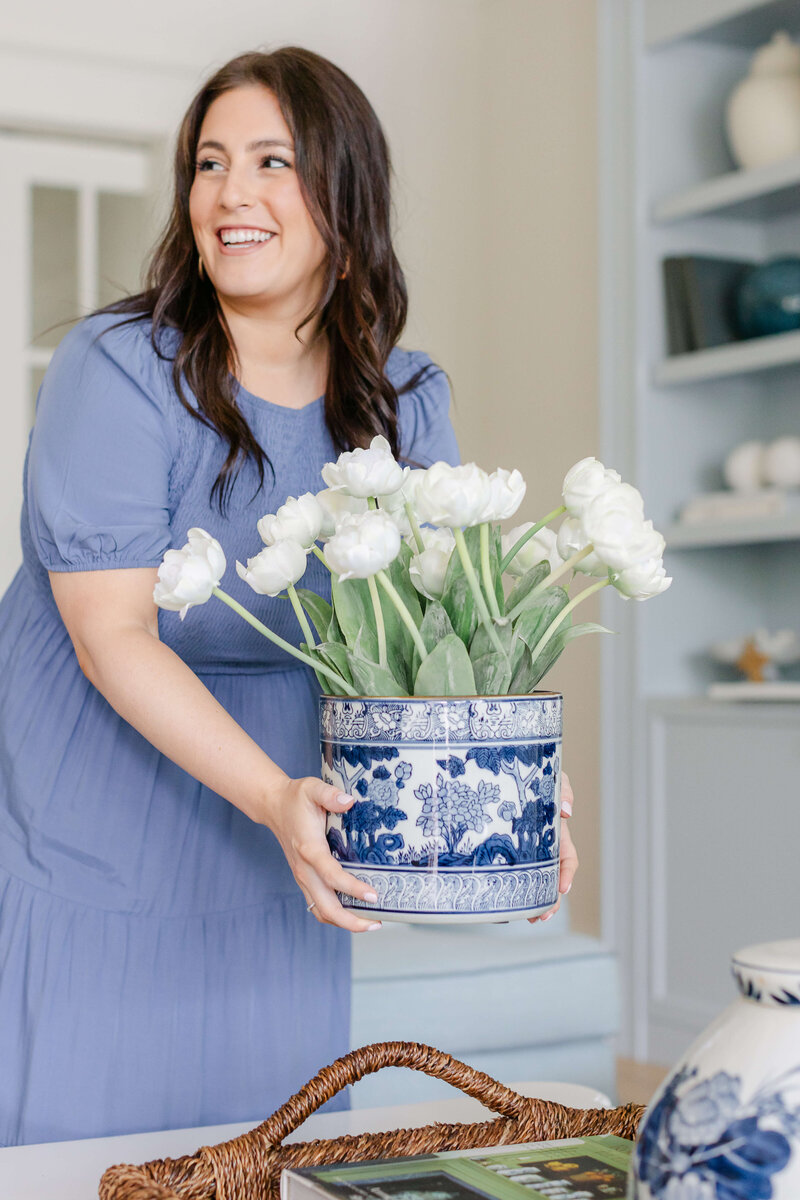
[{"left": 0, "top": 133, "right": 155, "bottom": 592}]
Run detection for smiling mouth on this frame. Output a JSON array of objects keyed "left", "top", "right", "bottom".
[{"left": 217, "top": 228, "right": 275, "bottom": 246}]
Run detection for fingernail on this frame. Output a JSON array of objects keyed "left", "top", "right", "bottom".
[
  {"left": 339, "top": 793, "right": 354, "bottom": 806},
  {"left": 364, "top": 891, "right": 379, "bottom": 904},
  {"left": 542, "top": 911, "right": 554, "bottom": 921},
  {"left": 561, "top": 800, "right": 573, "bottom": 817},
  {"left": 564, "top": 881, "right": 572, "bottom": 894},
  {"left": 367, "top": 922, "right": 382, "bottom": 931}
]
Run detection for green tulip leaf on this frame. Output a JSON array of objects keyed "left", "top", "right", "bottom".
[
  {"left": 505, "top": 561, "right": 551, "bottom": 615},
  {"left": 344, "top": 649, "right": 406, "bottom": 697},
  {"left": 414, "top": 633, "right": 477, "bottom": 697},
  {"left": 331, "top": 576, "right": 379, "bottom": 662},
  {"left": 419, "top": 600, "right": 455, "bottom": 652},
  {"left": 316, "top": 641, "right": 354, "bottom": 688},
  {"left": 511, "top": 620, "right": 612, "bottom": 693},
  {"left": 469, "top": 619, "right": 514, "bottom": 695},
  {"left": 294, "top": 589, "right": 333, "bottom": 642},
  {"left": 511, "top": 586, "right": 570, "bottom": 671},
  {"left": 440, "top": 525, "right": 483, "bottom": 644}
]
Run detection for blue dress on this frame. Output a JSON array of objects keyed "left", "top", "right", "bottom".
[{"left": 0, "top": 312, "right": 459, "bottom": 1146}]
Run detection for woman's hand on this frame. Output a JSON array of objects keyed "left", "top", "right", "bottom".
[
  {"left": 263, "top": 776, "right": 384, "bottom": 933},
  {"left": 527, "top": 770, "right": 579, "bottom": 925}
]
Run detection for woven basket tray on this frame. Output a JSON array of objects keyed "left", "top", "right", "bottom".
[{"left": 99, "top": 1041, "right": 644, "bottom": 1200}]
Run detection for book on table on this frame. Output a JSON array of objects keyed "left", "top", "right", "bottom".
[{"left": 280, "top": 1135, "right": 634, "bottom": 1200}]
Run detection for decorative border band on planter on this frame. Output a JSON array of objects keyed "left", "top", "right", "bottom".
[{"left": 320, "top": 694, "right": 562, "bottom": 923}]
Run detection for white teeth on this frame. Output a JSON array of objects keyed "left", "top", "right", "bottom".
[{"left": 220, "top": 229, "right": 273, "bottom": 246}]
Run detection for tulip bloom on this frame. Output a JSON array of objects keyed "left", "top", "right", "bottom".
[
  {"left": 325, "top": 510, "right": 401, "bottom": 580},
  {"left": 153, "top": 528, "right": 226, "bottom": 620},
  {"left": 236, "top": 540, "right": 308, "bottom": 597}
]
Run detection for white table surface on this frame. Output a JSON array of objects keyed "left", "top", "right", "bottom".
[{"left": 0, "top": 1080, "right": 611, "bottom": 1200}]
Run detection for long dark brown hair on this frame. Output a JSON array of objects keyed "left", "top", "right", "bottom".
[{"left": 105, "top": 47, "right": 423, "bottom": 508}]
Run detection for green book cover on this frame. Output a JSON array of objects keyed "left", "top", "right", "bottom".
[{"left": 281, "top": 1135, "right": 634, "bottom": 1200}]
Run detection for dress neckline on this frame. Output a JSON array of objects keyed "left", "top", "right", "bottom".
[{"left": 235, "top": 381, "right": 325, "bottom": 415}]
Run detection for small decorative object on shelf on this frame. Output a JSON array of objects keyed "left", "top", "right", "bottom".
[
  {"left": 734, "top": 257, "right": 800, "bottom": 340},
  {"left": 677, "top": 437, "right": 800, "bottom": 529},
  {"left": 725, "top": 31, "right": 800, "bottom": 170},
  {"left": 154, "top": 450, "right": 671, "bottom": 922},
  {"left": 662, "top": 255, "right": 752, "bottom": 356},
  {"left": 630, "top": 940, "right": 800, "bottom": 1199},
  {"left": 708, "top": 629, "right": 800, "bottom": 701}
]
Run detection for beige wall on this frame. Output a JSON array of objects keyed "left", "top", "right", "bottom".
[
  {"left": 457, "top": 0, "right": 601, "bottom": 933},
  {"left": 2, "top": 0, "right": 601, "bottom": 931}
]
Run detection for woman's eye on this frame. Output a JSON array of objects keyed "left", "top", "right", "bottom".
[
  {"left": 196, "top": 159, "right": 222, "bottom": 172},
  {"left": 262, "top": 156, "right": 290, "bottom": 169}
]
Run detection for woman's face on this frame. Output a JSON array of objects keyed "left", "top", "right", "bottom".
[{"left": 189, "top": 85, "right": 328, "bottom": 314}]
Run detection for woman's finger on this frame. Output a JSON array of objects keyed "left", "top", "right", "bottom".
[
  {"left": 301, "top": 864, "right": 382, "bottom": 933},
  {"left": 560, "top": 769, "right": 574, "bottom": 818},
  {"left": 559, "top": 819, "right": 579, "bottom": 894},
  {"left": 306, "top": 778, "right": 354, "bottom": 815}
]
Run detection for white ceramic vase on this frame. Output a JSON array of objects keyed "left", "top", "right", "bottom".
[
  {"left": 725, "top": 32, "right": 800, "bottom": 170},
  {"left": 630, "top": 939, "right": 800, "bottom": 1198}
]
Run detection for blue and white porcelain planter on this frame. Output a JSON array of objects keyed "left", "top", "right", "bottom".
[
  {"left": 320, "top": 692, "right": 562, "bottom": 924},
  {"left": 631, "top": 939, "right": 800, "bottom": 1199}
]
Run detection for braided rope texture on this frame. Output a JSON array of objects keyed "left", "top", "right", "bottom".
[{"left": 99, "top": 1042, "right": 644, "bottom": 1200}]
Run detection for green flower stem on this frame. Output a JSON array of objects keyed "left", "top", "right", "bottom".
[
  {"left": 500, "top": 504, "right": 567, "bottom": 573},
  {"left": 311, "top": 544, "right": 330, "bottom": 569},
  {"left": 505, "top": 544, "right": 595, "bottom": 622},
  {"left": 212, "top": 587, "right": 358, "bottom": 697},
  {"left": 367, "top": 573, "right": 388, "bottom": 669},
  {"left": 287, "top": 583, "right": 317, "bottom": 649},
  {"left": 376, "top": 570, "right": 428, "bottom": 662},
  {"left": 405, "top": 502, "right": 425, "bottom": 555},
  {"left": 367, "top": 497, "right": 378, "bottom": 510},
  {"left": 480, "top": 522, "right": 502, "bottom": 620},
  {"left": 525, "top": 576, "right": 611, "bottom": 668},
  {"left": 453, "top": 527, "right": 507, "bottom": 659}
]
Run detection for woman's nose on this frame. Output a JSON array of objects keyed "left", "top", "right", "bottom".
[{"left": 218, "top": 165, "right": 253, "bottom": 209}]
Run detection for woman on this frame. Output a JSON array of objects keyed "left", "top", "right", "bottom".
[{"left": 0, "top": 47, "right": 577, "bottom": 1146}]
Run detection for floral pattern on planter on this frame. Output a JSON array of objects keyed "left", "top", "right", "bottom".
[
  {"left": 320, "top": 695, "right": 562, "bottom": 921},
  {"left": 631, "top": 1065, "right": 800, "bottom": 1199}
]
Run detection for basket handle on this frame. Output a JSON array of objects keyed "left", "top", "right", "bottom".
[{"left": 257, "top": 1041, "right": 531, "bottom": 1147}]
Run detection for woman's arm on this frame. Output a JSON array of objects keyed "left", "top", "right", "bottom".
[{"left": 49, "top": 566, "right": 381, "bottom": 932}]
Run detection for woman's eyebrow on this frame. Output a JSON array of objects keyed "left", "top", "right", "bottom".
[{"left": 196, "top": 138, "right": 294, "bottom": 152}]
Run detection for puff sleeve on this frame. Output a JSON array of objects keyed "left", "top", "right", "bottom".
[
  {"left": 394, "top": 351, "right": 460, "bottom": 468},
  {"left": 27, "top": 316, "right": 178, "bottom": 573}
]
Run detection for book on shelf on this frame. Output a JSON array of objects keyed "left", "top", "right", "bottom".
[
  {"left": 281, "top": 1135, "right": 634, "bottom": 1200},
  {"left": 678, "top": 488, "right": 800, "bottom": 526},
  {"left": 661, "top": 255, "right": 753, "bottom": 355}
]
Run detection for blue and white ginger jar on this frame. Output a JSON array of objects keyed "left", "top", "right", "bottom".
[
  {"left": 630, "top": 939, "right": 800, "bottom": 1199},
  {"left": 320, "top": 693, "right": 563, "bottom": 923}
]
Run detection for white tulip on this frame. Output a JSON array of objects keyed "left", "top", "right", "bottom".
[
  {"left": 321, "top": 434, "right": 407, "bottom": 498},
  {"left": 481, "top": 468, "right": 527, "bottom": 523},
  {"left": 555, "top": 516, "right": 608, "bottom": 576},
  {"left": 611, "top": 555, "right": 672, "bottom": 601},
  {"left": 414, "top": 462, "right": 492, "bottom": 528},
  {"left": 562, "top": 457, "right": 622, "bottom": 518},
  {"left": 153, "top": 528, "right": 226, "bottom": 620},
  {"left": 377, "top": 486, "right": 413, "bottom": 537},
  {"left": 315, "top": 488, "right": 369, "bottom": 539},
  {"left": 502, "top": 524, "right": 562, "bottom": 578},
  {"left": 581, "top": 483, "right": 657, "bottom": 572},
  {"left": 409, "top": 527, "right": 456, "bottom": 599},
  {"left": 324, "top": 510, "right": 401, "bottom": 580},
  {"left": 257, "top": 493, "right": 323, "bottom": 550},
  {"left": 236, "top": 539, "right": 307, "bottom": 596}
]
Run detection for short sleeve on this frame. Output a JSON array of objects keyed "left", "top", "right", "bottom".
[
  {"left": 27, "top": 314, "right": 177, "bottom": 573},
  {"left": 391, "top": 349, "right": 460, "bottom": 468}
]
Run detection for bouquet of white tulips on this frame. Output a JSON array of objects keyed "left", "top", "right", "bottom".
[{"left": 154, "top": 442, "right": 671, "bottom": 698}]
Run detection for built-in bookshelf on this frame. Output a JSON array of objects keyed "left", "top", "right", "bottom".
[{"left": 600, "top": 0, "right": 800, "bottom": 1070}]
